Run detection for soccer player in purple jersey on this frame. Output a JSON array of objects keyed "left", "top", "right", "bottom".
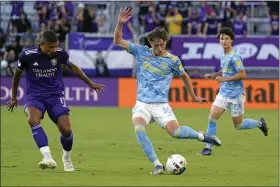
[{"left": 7, "top": 30, "right": 105, "bottom": 171}]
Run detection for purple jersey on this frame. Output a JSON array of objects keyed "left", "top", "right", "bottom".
[
  {"left": 11, "top": 1, "right": 24, "bottom": 17},
  {"left": 144, "top": 13, "right": 160, "bottom": 32},
  {"left": 188, "top": 17, "right": 202, "bottom": 34},
  {"left": 205, "top": 18, "right": 220, "bottom": 35},
  {"left": 123, "top": 17, "right": 133, "bottom": 38},
  {"left": 17, "top": 47, "right": 69, "bottom": 99},
  {"left": 232, "top": 20, "right": 247, "bottom": 35}
]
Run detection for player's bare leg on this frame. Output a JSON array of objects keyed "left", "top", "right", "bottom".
[
  {"left": 25, "top": 107, "right": 57, "bottom": 169},
  {"left": 57, "top": 115, "right": 74, "bottom": 172},
  {"left": 132, "top": 117, "right": 164, "bottom": 175},
  {"left": 164, "top": 120, "right": 221, "bottom": 152},
  {"left": 199, "top": 105, "right": 225, "bottom": 156},
  {"left": 232, "top": 114, "right": 268, "bottom": 136}
]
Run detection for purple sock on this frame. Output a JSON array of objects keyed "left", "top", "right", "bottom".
[
  {"left": 31, "top": 124, "right": 48, "bottom": 148},
  {"left": 60, "top": 133, "right": 73, "bottom": 151}
]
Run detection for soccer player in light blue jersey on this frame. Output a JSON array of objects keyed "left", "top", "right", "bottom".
[
  {"left": 199, "top": 27, "right": 268, "bottom": 156},
  {"left": 114, "top": 7, "right": 222, "bottom": 175}
]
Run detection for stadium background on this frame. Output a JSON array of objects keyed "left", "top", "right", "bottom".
[{"left": 1, "top": 1, "right": 279, "bottom": 186}]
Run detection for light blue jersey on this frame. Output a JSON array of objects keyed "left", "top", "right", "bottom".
[
  {"left": 219, "top": 49, "right": 245, "bottom": 98},
  {"left": 128, "top": 42, "right": 184, "bottom": 103}
]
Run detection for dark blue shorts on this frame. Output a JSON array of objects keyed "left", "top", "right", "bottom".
[{"left": 24, "top": 96, "right": 70, "bottom": 124}]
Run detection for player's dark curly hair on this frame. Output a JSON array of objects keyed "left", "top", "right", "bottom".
[
  {"left": 146, "top": 27, "right": 170, "bottom": 43},
  {"left": 218, "top": 27, "right": 235, "bottom": 41},
  {"left": 41, "top": 30, "right": 58, "bottom": 43}
]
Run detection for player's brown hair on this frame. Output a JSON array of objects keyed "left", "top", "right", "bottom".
[
  {"left": 41, "top": 30, "right": 58, "bottom": 43},
  {"left": 218, "top": 27, "right": 235, "bottom": 41},
  {"left": 146, "top": 27, "right": 170, "bottom": 43}
]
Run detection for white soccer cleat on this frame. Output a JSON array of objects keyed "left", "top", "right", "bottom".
[
  {"left": 38, "top": 158, "right": 57, "bottom": 169},
  {"left": 62, "top": 156, "right": 74, "bottom": 172}
]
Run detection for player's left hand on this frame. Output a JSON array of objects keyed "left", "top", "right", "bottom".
[
  {"left": 7, "top": 98, "right": 18, "bottom": 112},
  {"left": 215, "top": 76, "right": 227, "bottom": 83},
  {"left": 89, "top": 82, "right": 106, "bottom": 93},
  {"left": 193, "top": 96, "right": 208, "bottom": 104}
]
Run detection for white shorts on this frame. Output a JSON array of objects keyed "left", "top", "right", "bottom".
[
  {"left": 132, "top": 100, "right": 177, "bottom": 128},
  {"left": 213, "top": 93, "right": 246, "bottom": 117}
]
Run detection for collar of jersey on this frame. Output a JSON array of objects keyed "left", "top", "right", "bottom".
[{"left": 224, "top": 49, "right": 235, "bottom": 55}]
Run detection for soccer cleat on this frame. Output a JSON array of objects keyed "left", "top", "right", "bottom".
[
  {"left": 259, "top": 118, "right": 268, "bottom": 136},
  {"left": 198, "top": 148, "right": 213, "bottom": 156},
  {"left": 38, "top": 158, "right": 57, "bottom": 169},
  {"left": 150, "top": 165, "right": 165, "bottom": 175},
  {"left": 62, "top": 155, "right": 74, "bottom": 172},
  {"left": 202, "top": 134, "right": 222, "bottom": 147}
]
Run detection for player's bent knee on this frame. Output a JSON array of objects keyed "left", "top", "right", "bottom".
[
  {"left": 60, "top": 126, "right": 72, "bottom": 136},
  {"left": 170, "top": 127, "right": 181, "bottom": 138},
  {"left": 27, "top": 117, "right": 40, "bottom": 126},
  {"left": 132, "top": 116, "right": 147, "bottom": 126},
  {"left": 165, "top": 120, "right": 180, "bottom": 136}
]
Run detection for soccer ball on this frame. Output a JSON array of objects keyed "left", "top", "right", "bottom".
[{"left": 166, "top": 154, "right": 187, "bottom": 175}]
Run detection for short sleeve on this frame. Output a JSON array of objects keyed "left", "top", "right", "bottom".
[
  {"left": 232, "top": 55, "right": 245, "bottom": 72},
  {"left": 172, "top": 58, "right": 185, "bottom": 76},
  {"left": 127, "top": 42, "right": 141, "bottom": 57},
  {"left": 60, "top": 50, "right": 70, "bottom": 65},
  {"left": 17, "top": 51, "right": 28, "bottom": 71}
]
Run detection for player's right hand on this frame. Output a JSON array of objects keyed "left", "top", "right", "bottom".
[
  {"left": 7, "top": 98, "right": 18, "bottom": 112},
  {"left": 89, "top": 82, "right": 106, "bottom": 93},
  {"left": 193, "top": 96, "right": 208, "bottom": 104},
  {"left": 204, "top": 74, "right": 214, "bottom": 79},
  {"left": 118, "top": 7, "right": 132, "bottom": 24}
]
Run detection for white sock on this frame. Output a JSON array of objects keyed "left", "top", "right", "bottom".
[
  {"left": 206, "top": 143, "right": 213, "bottom": 149},
  {"left": 152, "top": 159, "right": 162, "bottom": 167},
  {"left": 40, "top": 146, "right": 53, "bottom": 159},
  {"left": 198, "top": 133, "right": 204, "bottom": 141},
  {"left": 63, "top": 150, "right": 71, "bottom": 159}
]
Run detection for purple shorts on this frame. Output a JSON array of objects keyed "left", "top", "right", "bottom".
[{"left": 24, "top": 96, "right": 70, "bottom": 123}]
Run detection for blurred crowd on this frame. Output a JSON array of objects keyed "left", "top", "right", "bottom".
[
  {"left": 0, "top": 1, "right": 279, "bottom": 77},
  {"left": 136, "top": 1, "right": 278, "bottom": 37}
]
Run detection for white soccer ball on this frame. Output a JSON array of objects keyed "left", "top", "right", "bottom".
[{"left": 166, "top": 154, "right": 187, "bottom": 175}]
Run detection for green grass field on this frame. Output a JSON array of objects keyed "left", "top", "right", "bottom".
[{"left": 1, "top": 106, "right": 278, "bottom": 186}]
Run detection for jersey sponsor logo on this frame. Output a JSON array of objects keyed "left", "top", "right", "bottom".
[
  {"left": 222, "top": 68, "right": 233, "bottom": 73},
  {"left": 33, "top": 68, "right": 57, "bottom": 77},
  {"left": 143, "top": 62, "right": 166, "bottom": 76},
  {"left": 33, "top": 62, "right": 39, "bottom": 66}
]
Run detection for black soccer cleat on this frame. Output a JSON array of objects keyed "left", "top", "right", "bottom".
[{"left": 259, "top": 118, "right": 268, "bottom": 136}]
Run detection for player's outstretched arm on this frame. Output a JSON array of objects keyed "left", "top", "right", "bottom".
[
  {"left": 181, "top": 71, "right": 207, "bottom": 104},
  {"left": 204, "top": 70, "right": 222, "bottom": 79},
  {"left": 61, "top": 63, "right": 105, "bottom": 92},
  {"left": 216, "top": 70, "right": 246, "bottom": 83},
  {"left": 113, "top": 7, "right": 132, "bottom": 50},
  {"left": 7, "top": 68, "right": 23, "bottom": 112}
]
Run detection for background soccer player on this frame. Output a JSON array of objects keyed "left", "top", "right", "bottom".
[
  {"left": 7, "top": 30, "right": 105, "bottom": 171},
  {"left": 199, "top": 27, "right": 268, "bottom": 156},
  {"left": 114, "top": 7, "right": 222, "bottom": 175}
]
